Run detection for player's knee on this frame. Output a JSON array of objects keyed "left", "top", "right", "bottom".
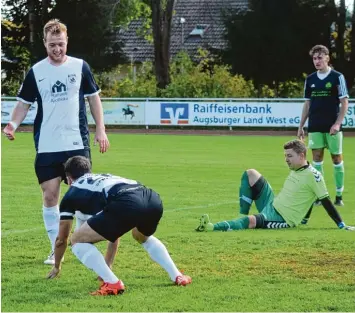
[
  {"left": 331, "top": 154, "right": 342, "bottom": 164},
  {"left": 246, "top": 169, "right": 261, "bottom": 186},
  {"left": 42, "top": 191, "right": 59, "bottom": 206},
  {"left": 312, "top": 149, "right": 324, "bottom": 162}
]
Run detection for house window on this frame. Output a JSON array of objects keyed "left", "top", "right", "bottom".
[{"left": 189, "top": 24, "right": 209, "bottom": 37}]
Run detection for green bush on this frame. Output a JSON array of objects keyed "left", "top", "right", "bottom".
[
  {"left": 1, "top": 77, "right": 21, "bottom": 96},
  {"left": 93, "top": 50, "right": 306, "bottom": 98}
]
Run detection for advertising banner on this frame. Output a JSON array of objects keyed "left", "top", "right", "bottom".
[
  {"left": 1, "top": 100, "right": 38, "bottom": 124},
  {"left": 1, "top": 100, "right": 146, "bottom": 125},
  {"left": 145, "top": 101, "right": 355, "bottom": 128},
  {"left": 87, "top": 101, "right": 145, "bottom": 125},
  {"left": 2, "top": 98, "right": 354, "bottom": 128}
]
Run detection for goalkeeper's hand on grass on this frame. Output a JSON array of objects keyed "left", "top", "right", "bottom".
[
  {"left": 338, "top": 222, "right": 355, "bottom": 231},
  {"left": 47, "top": 266, "right": 61, "bottom": 279}
]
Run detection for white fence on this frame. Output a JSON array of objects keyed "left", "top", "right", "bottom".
[{"left": 2, "top": 97, "right": 355, "bottom": 128}]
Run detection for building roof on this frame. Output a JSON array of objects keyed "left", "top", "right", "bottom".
[{"left": 119, "top": 0, "right": 249, "bottom": 62}]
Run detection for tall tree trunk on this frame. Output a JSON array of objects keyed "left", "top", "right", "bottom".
[
  {"left": 41, "top": 0, "right": 50, "bottom": 28},
  {"left": 151, "top": 0, "right": 175, "bottom": 93},
  {"left": 28, "top": 0, "right": 36, "bottom": 63},
  {"left": 348, "top": 0, "right": 355, "bottom": 91},
  {"left": 336, "top": 0, "right": 346, "bottom": 72}
]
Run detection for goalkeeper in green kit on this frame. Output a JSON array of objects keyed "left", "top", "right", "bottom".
[{"left": 196, "top": 139, "right": 354, "bottom": 232}]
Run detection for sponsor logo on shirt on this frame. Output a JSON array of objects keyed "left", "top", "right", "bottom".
[
  {"left": 52, "top": 80, "right": 67, "bottom": 93},
  {"left": 51, "top": 80, "right": 68, "bottom": 103}
]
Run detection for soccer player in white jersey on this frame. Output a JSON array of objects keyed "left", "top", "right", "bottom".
[
  {"left": 46, "top": 156, "right": 192, "bottom": 295},
  {"left": 3, "top": 19, "right": 110, "bottom": 265},
  {"left": 196, "top": 140, "right": 354, "bottom": 232}
]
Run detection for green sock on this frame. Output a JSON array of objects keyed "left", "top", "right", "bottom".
[
  {"left": 334, "top": 162, "right": 344, "bottom": 197},
  {"left": 213, "top": 216, "right": 250, "bottom": 231},
  {"left": 239, "top": 171, "right": 253, "bottom": 215},
  {"left": 312, "top": 161, "right": 324, "bottom": 176}
]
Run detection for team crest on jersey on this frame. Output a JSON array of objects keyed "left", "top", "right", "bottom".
[
  {"left": 325, "top": 82, "right": 332, "bottom": 88},
  {"left": 68, "top": 74, "right": 76, "bottom": 84}
]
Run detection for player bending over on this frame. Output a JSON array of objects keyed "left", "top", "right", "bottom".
[{"left": 47, "top": 156, "right": 191, "bottom": 295}]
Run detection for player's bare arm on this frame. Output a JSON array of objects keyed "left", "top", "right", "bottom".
[
  {"left": 3, "top": 101, "right": 31, "bottom": 140},
  {"left": 87, "top": 94, "right": 110, "bottom": 153},
  {"left": 297, "top": 100, "right": 310, "bottom": 140},
  {"left": 105, "top": 238, "right": 120, "bottom": 269},
  {"left": 330, "top": 97, "right": 348, "bottom": 135},
  {"left": 97, "top": 238, "right": 121, "bottom": 282},
  {"left": 47, "top": 219, "right": 73, "bottom": 279}
]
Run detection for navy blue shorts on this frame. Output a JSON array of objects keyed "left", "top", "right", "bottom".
[
  {"left": 87, "top": 187, "right": 163, "bottom": 242},
  {"left": 35, "top": 149, "right": 91, "bottom": 184}
]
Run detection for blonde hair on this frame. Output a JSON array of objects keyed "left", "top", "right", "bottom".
[
  {"left": 43, "top": 19, "right": 67, "bottom": 41},
  {"left": 309, "top": 45, "right": 329, "bottom": 57}
]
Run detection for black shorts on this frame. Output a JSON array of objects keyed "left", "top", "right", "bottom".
[
  {"left": 87, "top": 187, "right": 163, "bottom": 242},
  {"left": 35, "top": 148, "right": 91, "bottom": 184}
]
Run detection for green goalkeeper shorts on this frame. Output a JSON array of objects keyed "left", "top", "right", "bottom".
[{"left": 254, "top": 178, "right": 285, "bottom": 222}]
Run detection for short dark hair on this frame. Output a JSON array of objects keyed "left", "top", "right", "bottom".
[
  {"left": 283, "top": 139, "right": 307, "bottom": 157},
  {"left": 309, "top": 45, "right": 329, "bottom": 57},
  {"left": 64, "top": 156, "right": 91, "bottom": 179}
]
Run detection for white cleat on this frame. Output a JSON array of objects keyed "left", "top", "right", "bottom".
[{"left": 44, "top": 251, "right": 64, "bottom": 265}]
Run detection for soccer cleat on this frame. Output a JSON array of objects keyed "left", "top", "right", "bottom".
[
  {"left": 44, "top": 251, "right": 64, "bottom": 265},
  {"left": 90, "top": 280, "right": 125, "bottom": 296},
  {"left": 175, "top": 275, "right": 192, "bottom": 286},
  {"left": 334, "top": 196, "right": 344, "bottom": 206},
  {"left": 195, "top": 214, "right": 214, "bottom": 232}
]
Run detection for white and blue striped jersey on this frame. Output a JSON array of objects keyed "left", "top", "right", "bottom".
[
  {"left": 60, "top": 173, "right": 141, "bottom": 220},
  {"left": 17, "top": 56, "right": 100, "bottom": 153}
]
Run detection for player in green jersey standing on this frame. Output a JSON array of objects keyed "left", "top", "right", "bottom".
[
  {"left": 298, "top": 45, "right": 348, "bottom": 206},
  {"left": 195, "top": 139, "right": 354, "bottom": 232}
]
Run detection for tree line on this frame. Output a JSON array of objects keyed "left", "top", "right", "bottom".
[{"left": 1, "top": 0, "right": 354, "bottom": 97}]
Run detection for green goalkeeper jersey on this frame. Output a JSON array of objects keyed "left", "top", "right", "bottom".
[{"left": 273, "top": 164, "right": 329, "bottom": 227}]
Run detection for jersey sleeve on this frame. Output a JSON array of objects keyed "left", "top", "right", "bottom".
[
  {"left": 81, "top": 61, "right": 100, "bottom": 97},
  {"left": 308, "top": 171, "right": 329, "bottom": 200},
  {"left": 303, "top": 78, "right": 311, "bottom": 100},
  {"left": 59, "top": 191, "right": 76, "bottom": 220},
  {"left": 16, "top": 68, "right": 38, "bottom": 104},
  {"left": 337, "top": 74, "right": 349, "bottom": 99}
]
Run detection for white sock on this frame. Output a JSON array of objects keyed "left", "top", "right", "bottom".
[
  {"left": 42, "top": 205, "right": 59, "bottom": 251},
  {"left": 142, "top": 236, "right": 181, "bottom": 281},
  {"left": 71, "top": 243, "right": 119, "bottom": 284}
]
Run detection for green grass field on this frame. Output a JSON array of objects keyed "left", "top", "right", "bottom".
[{"left": 2, "top": 133, "right": 355, "bottom": 312}]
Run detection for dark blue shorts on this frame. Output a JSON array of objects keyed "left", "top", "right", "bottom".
[
  {"left": 87, "top": 187, "right": 163, "bottom": 242},
  {"left": 35, "top": 149, "right": 91, "bottom": 184}
]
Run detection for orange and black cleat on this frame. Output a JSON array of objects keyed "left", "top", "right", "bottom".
[
  {"left": 175, "top": 275, "right": 192, "bottom": 286},
  {"left": 90, "top": 280, "right": 125, "bottom": 296}
]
